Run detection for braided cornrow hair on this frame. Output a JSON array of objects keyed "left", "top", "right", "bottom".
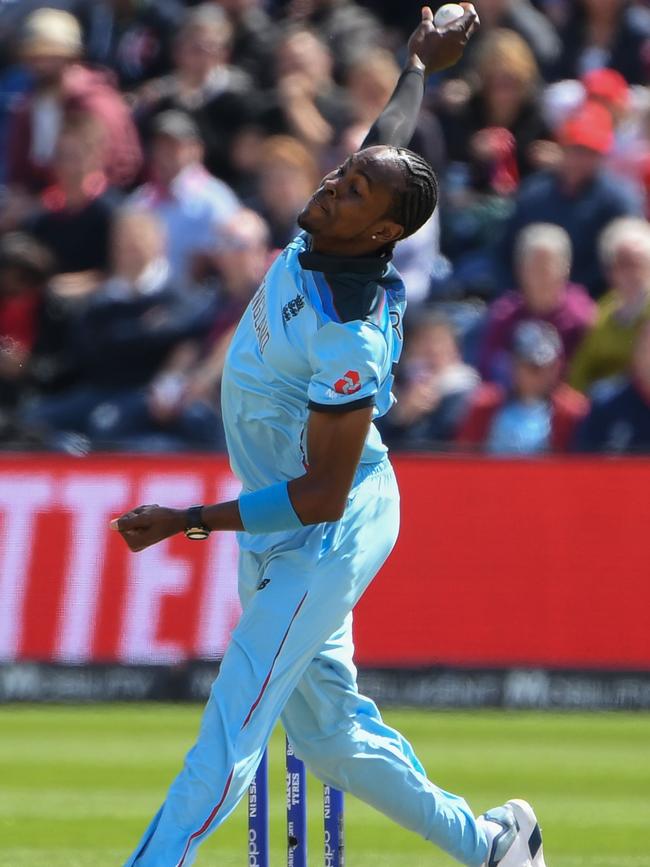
[{"left": 387, "top": 147, "right": 439, "bottom": 243}]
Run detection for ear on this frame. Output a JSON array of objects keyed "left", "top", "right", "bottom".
[{"left": 372, "top": 220, "right": 404, "bottom": 245}]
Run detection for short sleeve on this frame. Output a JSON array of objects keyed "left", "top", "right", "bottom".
[{"left": 307, "top": 320, "right": 387, "bottom": 413}]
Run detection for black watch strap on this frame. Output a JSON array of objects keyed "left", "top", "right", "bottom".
[{"left": 185, "top": 504, "right": 210, "bottom": 540}]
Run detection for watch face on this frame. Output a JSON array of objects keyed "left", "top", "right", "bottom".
[{"left": 186, "top": 528, "right": 210, "bottom": 540}]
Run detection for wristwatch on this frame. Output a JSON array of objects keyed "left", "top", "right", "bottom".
[{"left": 184, "top": 505, "right": 211, "bottom": 540}]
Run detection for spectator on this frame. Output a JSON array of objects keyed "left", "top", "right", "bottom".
[
  {"left": 25, "top": 114, "right": 121, "bottom": 278},
  {"left": 179, "top": 208, "right": 271, "bottom": 407},
  {"left": 445, "top": 0, "right": 562, "bottom": 81},
  {"left": 480, "top": 223, "right": 596, "bottom": 385},
  {"left": 22, "top": 208, "right": 219, "bottom": 451},
  {"left": 130, "top": 110, "right": 239, "bottom": 283},
  {"left": 249, "top": 135, "right": 320, "bottom": 249},
  {"left": 574, "top": 318, "right": 650, "bottom": 452},
  {"left": 437, "top": 30, "right": 555, "bottom": 286},
  {"left": 6, "top": 7, "right": 142, "bottom": 197},
  {"left": 554, "top": 0, "right": 650, "bottom": 85},
  {"left": 284, "top": 0, "right": 383, "bottom": 81},
  {"left": 134, "top": 3, "right": 252, "bottom": 185},
  {"left": 83, "top": 0, "right": 186, "bottom": 90},
  {"left": 0, "top": 233, "right": 54, "bottom": 414},
  {"left": 438, "top": 29, "right": 551, "bottom": 184},
  {"left": 378, "top": 313, "right": 479, "bottom": 449},
  {"left": 581, "top": 67, "right": 650, "bottom": 197},
  {"left": 458, "top": 321, "right": 589, "bottom": 454},
  {"left": 215, "top": 0, "right": 279, "bottom": 89},
  {"left": 261, "top": 28, "right": 352, "bottom": 154},
  {"left": 500, "top": 99, "right": 644, "bottom": 298},
  {"left": 570, "top": 216, "right": 650, "bottom": 393}
]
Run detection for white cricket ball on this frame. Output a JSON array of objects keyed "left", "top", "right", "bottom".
[{"left": 434, "top": 3, "right": 465, "bottom": 28}]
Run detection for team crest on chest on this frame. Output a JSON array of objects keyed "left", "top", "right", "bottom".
[{"left": 283, "top": 293, "right": 305, "bottom": 323}]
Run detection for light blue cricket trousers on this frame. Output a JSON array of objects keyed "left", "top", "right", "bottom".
[{"left": 124, "top": 459, "right": 488, "bottom": 867}]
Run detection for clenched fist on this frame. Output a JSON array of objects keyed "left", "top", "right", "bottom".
[{"left": 111, "top": 504, "right": 185, "bottom": 553}]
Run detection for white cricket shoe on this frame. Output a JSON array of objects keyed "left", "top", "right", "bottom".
[{"left": 477, "top": 799, "right": 546, "bottom": 867}]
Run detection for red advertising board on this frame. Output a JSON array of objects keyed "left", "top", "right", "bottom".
[
  {"left": 0, "top": 454, "right": 648, "bottom": 669},
  {"left": 355, "top": 457, "right": 650, "bottom": 669}
]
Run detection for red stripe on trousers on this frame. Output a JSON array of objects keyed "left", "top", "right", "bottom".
[
  {"left": 176, "top": 591, "right": 308, "bottom": 864},
  {"left": 241, "top": 591, "right": 308, "bottom": 728},
  {"left": 176, "top": 768, "right": 234, "bottom": 866}
]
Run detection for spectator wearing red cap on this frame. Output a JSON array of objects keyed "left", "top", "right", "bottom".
[
  {"left": 583, "top": 67, "right": 650, "bottom": 201},
  {"left": 500, "top": 99, "right": 644, "bottom": 298}
]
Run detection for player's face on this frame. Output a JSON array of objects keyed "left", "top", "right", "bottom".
[{"left": 298, "top": 147, "right": 404, "bottom": 255}]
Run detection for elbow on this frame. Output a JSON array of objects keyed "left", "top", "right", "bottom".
[
  {"left": 317, "top": 498, "right": 346, "bottom": 524},
  {"left": 296, "top": 485, "right": 347, "bottom": 525}
]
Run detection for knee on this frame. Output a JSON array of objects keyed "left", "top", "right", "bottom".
[{"left": 283, "top": 721, "right": 358, "bottom": 788}]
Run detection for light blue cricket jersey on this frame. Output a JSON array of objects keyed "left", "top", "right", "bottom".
[{"left": 221, "top": 232, "right": 406, "bottom": 494}]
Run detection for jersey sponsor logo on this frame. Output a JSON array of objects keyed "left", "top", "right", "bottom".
[
  {"left": 282, "top": 293, "right": 305, "bottom": 323},
  {"left": 334, "top": 370, "right": 361, "bottom": 395}
]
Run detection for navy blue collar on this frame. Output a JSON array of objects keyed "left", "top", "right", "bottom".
[{"left": 299, "top": 247, "right": 391, "bottom": 279}]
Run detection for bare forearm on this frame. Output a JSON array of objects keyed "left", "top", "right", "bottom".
[
  {"left": 112, "top": 408, "right": 371, "bottom": 550},
  {"left": 201, "top": 474, "right": 347, "bottom": 533},
  {"left": 202, "top": 499, "right": 245, "bottom": 531}
]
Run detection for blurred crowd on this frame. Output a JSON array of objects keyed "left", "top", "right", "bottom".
[{"left": 1, "top": 0, "right": 650, "bottom": 455}]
